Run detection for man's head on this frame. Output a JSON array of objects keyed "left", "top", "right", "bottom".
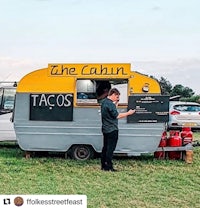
[{"left": 108, "top": 88, "right": 120, "bottom": 102}]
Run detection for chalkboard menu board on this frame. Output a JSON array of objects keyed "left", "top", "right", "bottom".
[
  {"left": 127, "top": 95, "right": 169, "bottom": 123},
  {"left": 30, "top": 93, "right": 73, "bottom": 121}
]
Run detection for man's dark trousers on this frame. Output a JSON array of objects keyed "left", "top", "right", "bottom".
[{"left": 101, "top": 130, "right": 118, "bottom": 170}]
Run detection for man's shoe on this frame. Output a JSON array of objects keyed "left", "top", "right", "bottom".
[
  {"left": 101, "top": 166, "right": 107, "bottom": 170},
  {"left": 110, "top": 168, "right": 118, "bottom": 172},
  {"left": 101, "top": 167, "right": 118, "bottom": 172},
  {"left": 101, "top": 167, "right": 109, "bottom": 171}
]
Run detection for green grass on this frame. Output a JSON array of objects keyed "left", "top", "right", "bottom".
[
  {"left": 193, "top": 131, "right": 200, "bottom": 141},
  {"left": 1, "top": 133, "right": 200, "bottom": 208}
]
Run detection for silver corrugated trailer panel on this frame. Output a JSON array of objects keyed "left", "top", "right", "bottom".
[{"left": 14, "top": 93, "right": 164, "bottom": 155}]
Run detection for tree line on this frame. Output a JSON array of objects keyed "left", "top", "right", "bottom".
[{"left": 152, "top": 76, "right": 200, "bottom": 103}]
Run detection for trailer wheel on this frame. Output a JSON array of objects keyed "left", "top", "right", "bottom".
[{"left": 71, "top": 145, "right": 94, "bottom": 160}]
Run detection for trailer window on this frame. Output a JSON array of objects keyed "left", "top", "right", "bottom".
[
  {"left": 76, "top": 80, "right": 97, "bottom": 104},
  {"left": 76, "top": 79, "right": 128, "bottom": 105}
]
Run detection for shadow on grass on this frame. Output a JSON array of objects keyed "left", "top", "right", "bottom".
[
  {"left": 0, "top": 142, "right": 23, "bottom": 159},
  {"left": 0, "top": 142, "right": 188, "bottom": 165},
  {"left": 0, "top": 141, "right": 18, "bottom": 148}
]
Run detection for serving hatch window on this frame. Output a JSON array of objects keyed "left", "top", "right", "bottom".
[
  {"left": 76, "top": 79, "right": 128, "bottom": 105},
  {"left": 76, "top": 80, "right": 97, "bottom": 104}
]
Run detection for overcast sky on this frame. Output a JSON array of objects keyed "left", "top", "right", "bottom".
[{"left": 0, "top": 0, "right": 199, "bottom": 94}]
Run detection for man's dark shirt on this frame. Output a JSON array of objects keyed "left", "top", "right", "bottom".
[{"left": 101, "top": 98, "right": 119, "bottom": 133}]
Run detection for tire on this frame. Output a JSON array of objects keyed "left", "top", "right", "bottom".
[{"left": 71, "top": 145, "right": 94, "bottom": 161}]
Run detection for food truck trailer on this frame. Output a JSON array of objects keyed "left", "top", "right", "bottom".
[{"left": 13, "top": 63, "right": 169, "bottom": 160}]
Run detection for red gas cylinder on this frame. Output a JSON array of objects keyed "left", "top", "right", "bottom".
[
  {"left": 180, "top": 127, "right": 193, "bottom": 146},
  {"left": 168, "top": 131, "right": 182, "bottom": 147},
  {"left": 168, "top": 131, "right": 182, "bottom": 160},
  {"left": 154, "top": 131, "right": 167, "bottom": 159}
]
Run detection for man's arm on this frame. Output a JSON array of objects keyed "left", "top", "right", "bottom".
[{"left": 117, "top": 109, "right": 135, "bottom": 119}]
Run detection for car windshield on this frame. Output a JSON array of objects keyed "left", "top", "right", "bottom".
[{"left": 174, "top": 104, "right": 200, "bottom": 112}]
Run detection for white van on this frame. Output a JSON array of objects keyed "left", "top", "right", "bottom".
[{"left": 0, "top": 82, "right": 17, "bottom": 141}]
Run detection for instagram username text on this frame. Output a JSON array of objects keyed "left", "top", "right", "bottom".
[{"left": 26, "top": 198, "right": 83, "bottom": 206}]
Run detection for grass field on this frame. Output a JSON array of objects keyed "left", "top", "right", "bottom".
[{"left": 0, "top": 132, "right": 200, "bottom": 208}]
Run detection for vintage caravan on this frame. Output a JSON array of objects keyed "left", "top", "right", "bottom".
[{"left": 13, "top": 63, "right": 169, "bottom": 160}]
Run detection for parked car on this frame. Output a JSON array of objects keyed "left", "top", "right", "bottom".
[
  {"left": 168, "top": 101, "right": 200, "bottom": 130},
  {"left": 3, "top": 100, "right": 15, "bottom": 110}
]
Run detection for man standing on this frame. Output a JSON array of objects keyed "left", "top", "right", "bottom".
[{"left": 101, "top": 88, "right": 135, "bottom": 171}]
